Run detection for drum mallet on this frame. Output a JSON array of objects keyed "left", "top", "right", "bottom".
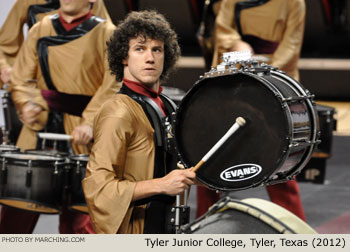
[{"left": 192, "top": 116, "right": 246, "bottom": 173}]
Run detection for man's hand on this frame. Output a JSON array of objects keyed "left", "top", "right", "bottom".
[
  {"left": 158, "top": 169, "right": 197, "bottom": 196},
  {"left": 20, "top": 102, "right": 43, "bottom": 124},
  {"left": 71, "top": 124, "right": 93, "bottom": 145},
  {"left": 0, "top": 66, "right": 13, "bottom": 84}
]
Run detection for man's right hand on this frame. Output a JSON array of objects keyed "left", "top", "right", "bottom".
[
  {"left": 158, "top": 169, "right": 197, "bottom": 196},
  {"left": 20, "top": 102, "right": 43, "bottom": 124}
]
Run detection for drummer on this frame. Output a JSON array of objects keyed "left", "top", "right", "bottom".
[
  {"left": 196, "top": 0, "right": 307, "bottom": 221},
  {"left": 1, "top": 0, "right": 119, "bottom": 234},
  {"left": 82, "top": 10, "right": 197, "bottom": 234}
]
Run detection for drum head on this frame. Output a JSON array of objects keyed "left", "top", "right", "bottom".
[{"left": 174, "top": 73, "right": 290, "bottom": 190}]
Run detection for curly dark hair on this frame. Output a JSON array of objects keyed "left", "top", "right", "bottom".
[{"left": 107, "top": 10, "right": 181, "bottom": 82}]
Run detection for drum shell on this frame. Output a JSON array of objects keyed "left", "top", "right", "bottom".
[
  {"left": 68, "top": 155, "right": 89, "bottom": 214},
  {"left": 0, "top": 153, "right": 65, "bottom": 214},
  {"left": 174, "top": 71, "right": 318, "bottom": 191}
]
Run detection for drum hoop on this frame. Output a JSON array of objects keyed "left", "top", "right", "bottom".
[
  {"left": 0, "top": 153, "right": 66, "bottom": 166},
  {"left": 0, "top": 198, "right": 60, "bottom": 214}
]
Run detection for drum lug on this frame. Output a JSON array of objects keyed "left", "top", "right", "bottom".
[
  {"left": 25, "top": 170, "right": 32, "bottom": 188},
  {"left": 282, "top": 94, "right": 315, "bottom": 102},
  {"left": 0, "top": 158, "right": 7, "bottom": 185}
]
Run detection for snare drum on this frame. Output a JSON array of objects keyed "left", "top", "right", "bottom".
[
  {"left": 68, "top": 154, "right": 89, "bottom": 214},
  {"left": 0, "top": 153, "right": 66, "bottom": 213},
  {"left": 182, "top": 197, "right": 317, "bottom": 234},
  {"left": 173, "top": 64, "right": 319, "bottom": 190}
]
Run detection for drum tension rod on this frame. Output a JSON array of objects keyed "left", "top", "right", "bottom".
[{"left": 282, "top": 95, "right": 315, "bottom": 102}]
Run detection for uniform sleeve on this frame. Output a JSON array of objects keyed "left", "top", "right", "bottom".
[
  {"left": 0, "top": 0, "right": 29, "bottom": 69},
  {"left": 212, "top": 0, "right": 241, "bottom": 66},
  {"left": 10, "top": 22, "right": 49, "bottom": 130},
  {"left": 81, "top": 22, "right": 121, "bottom": 126},
  {"left": 271, "top": 0, "right": 305, "bottom": 79},
  {"left": 83, "top": 100, "right": 136, "bottom": 234}
]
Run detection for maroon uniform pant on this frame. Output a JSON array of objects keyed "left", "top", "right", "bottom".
[{"left": 0, "top": 206, "right": 94, "bottom": 234}]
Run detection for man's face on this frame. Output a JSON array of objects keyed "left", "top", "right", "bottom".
[
  {"left": 59, "top": 0, "right": 95, "bottom": 16},
  {"left": 123, "top": 36, "right": 165, "bottom": 88}
]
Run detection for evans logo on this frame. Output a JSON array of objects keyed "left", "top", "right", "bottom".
[{"left": 220, "top": 164, "right": 262, "bottom": 182}]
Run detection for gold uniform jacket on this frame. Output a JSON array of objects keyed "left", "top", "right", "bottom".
[
  {"left": 213, "top": 0, "right": 305, "bottom": 80},
  {"left": 83, "top": 94, "right": 156, "bottom": 234}
]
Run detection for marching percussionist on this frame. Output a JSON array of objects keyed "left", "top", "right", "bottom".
[
  {"left": 82, "top": 10, "right": 197, "bottom": 234},
  {"left": 0, "top": 0, "right": 119, "bottom": 234},
  {"left": 196, "top": 0, "right": 307, "bottom": 220},
  {"left": 0, "top": 0, "right": 110, "bottom": 87}
]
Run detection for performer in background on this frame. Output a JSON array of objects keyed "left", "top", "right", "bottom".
[
  {"left": 0, "top": 0, "right": 110, "bottom": 144},
  {"left": 83, "top": 10, "right": 197, "bottom": 234},
  {"left": 0, "top": 0, "right": 110, "bottom": 86},
  {"left": 196, "top": 0, "right": 307, "bottom": 220},
  {"left": 0, "top": 0, "right": 119, "bottom": 234}
]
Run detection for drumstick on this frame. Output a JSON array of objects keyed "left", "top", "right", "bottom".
[
  {"left": 192, "top": 117, "right": 246, "bottom": 173},
  {"left": 37, "top": 132, "right": 73, "bottom": 141}
]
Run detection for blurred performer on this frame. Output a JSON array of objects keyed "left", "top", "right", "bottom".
[
  {"left": 83, "top": 10, "right": 197, "bottom": 234},
  {"left": 197, "top": 0, "right": 307, "bottom": 220},
  {"left": 0, "top": 0, "right": 110, "bottom": 144},
  {"left": 0, "top": 0, "right": 110, "bottom": 86},
  {"left": 0, "top": 0, "right": 119, "bottom": 234}
]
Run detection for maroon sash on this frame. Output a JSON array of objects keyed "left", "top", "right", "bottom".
[
  {"left": 243, "top": 34, "right": 279, "bottom": 54},
  {"left": 41, "top": 90, "right": 91, "bottom": 117}
]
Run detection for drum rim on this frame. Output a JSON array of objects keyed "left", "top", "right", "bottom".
[
  {"left": 0, "top": 152, "right": 66, "bottom": 164},
  {"left": 0, "top": 198, "right": 60, "bottom": 214}
]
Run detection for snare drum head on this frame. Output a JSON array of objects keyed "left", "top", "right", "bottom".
[{"left": 174, "top": 73, "right": 290, "bottom": 190}]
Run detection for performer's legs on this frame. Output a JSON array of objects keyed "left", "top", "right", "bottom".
[
  {"left": 196, "top": 186, "right": 221, "bottom": 218},
  {"left": 266, "top": 180, "right": 306, "bottom": 221},
  {"left": 0, "top": 206, "right": 39, "bottom": 234},
  {"left": 59, "top": 207, "right": 94, "bottom": 234}
]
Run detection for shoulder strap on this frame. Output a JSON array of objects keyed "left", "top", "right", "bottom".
[
  {"left": 119, "top": 85, "right": 171, "bottom": 147},
  {"left": 37, "top": 15, "right": 104, "bottom": 91},
  {"left": 27, "top": 0, "right": 60, "bottom": 28}
]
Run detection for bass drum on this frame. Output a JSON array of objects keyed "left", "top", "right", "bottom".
[
  {"left": 174, "top": 67, "right": 319, "bottom": 191},
  {"left": 182, "top": 197, "right": 317, "bottom": 234}
]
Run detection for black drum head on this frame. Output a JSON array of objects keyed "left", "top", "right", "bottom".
[{"left": 174, "top": 73, "right": 291, "bottom": 191}]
